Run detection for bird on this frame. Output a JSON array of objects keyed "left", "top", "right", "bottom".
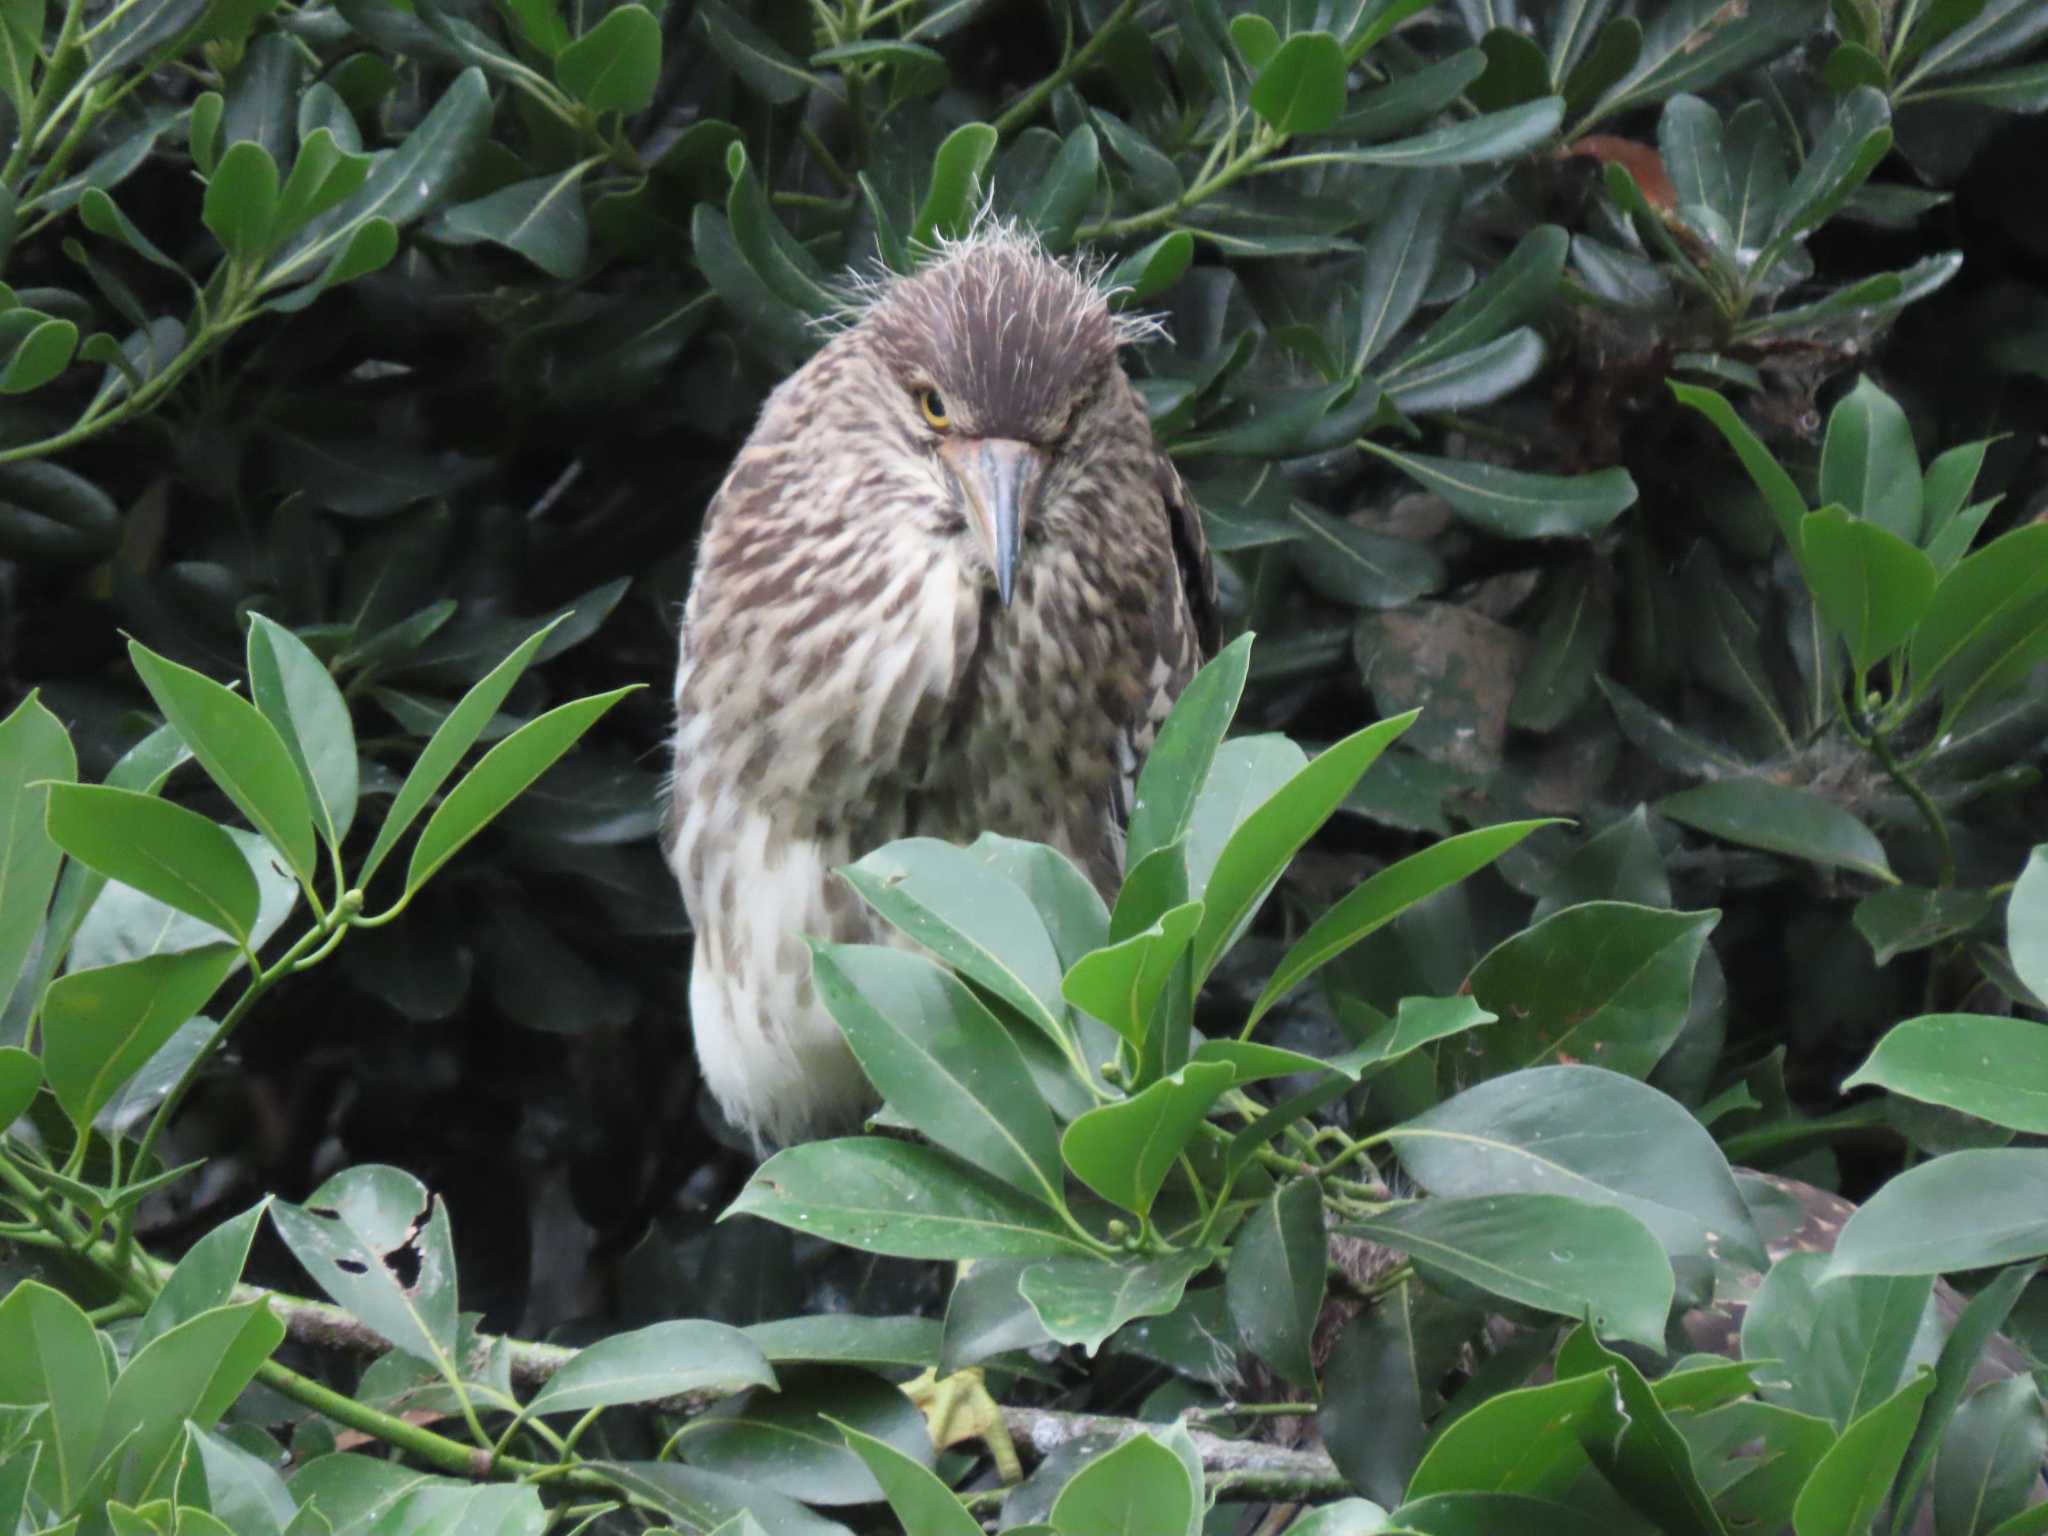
[{"left": 664, "top": 226, "right": 1217, "bottom": 1151}]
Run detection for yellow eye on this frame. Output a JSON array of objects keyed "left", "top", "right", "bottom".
[{"left": 918, "top": 388, "right": 950, "bottom": 431}]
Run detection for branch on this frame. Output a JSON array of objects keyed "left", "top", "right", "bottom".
[{"left": 246, "top": 1283, "right": 1351, "bottom": 1500}]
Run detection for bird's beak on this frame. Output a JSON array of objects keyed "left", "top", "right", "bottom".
[{"left": 941, "top": 437, "right": 1046, "bottom": 607}]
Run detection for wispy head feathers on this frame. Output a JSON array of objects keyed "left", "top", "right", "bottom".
[{"left": 836, "top": 217, "right": 1161, "bottom": 441}]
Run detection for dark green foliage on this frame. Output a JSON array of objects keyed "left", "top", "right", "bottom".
[{"left": 1, "top": 0, "right": 2047, "bottom": 1531}]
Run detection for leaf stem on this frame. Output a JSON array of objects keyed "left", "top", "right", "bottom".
[{"left": 1868, "top": 723, "right": 1956, "bottom": 888}]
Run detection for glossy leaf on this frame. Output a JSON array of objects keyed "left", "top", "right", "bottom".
[
  {"left": 41, "top": 944, "right": 238, "bottom": 1131},
  {"left": 729, "top": 1139, "right": 1098, "bottom": 1260},
  {"left": 2012, "top": 845, "right": 2048, "bottom": 1004},
  {"left": 1252, "top": 32, "right": 1346, "bottom": 135},
  {"left": 1791, "top": 1371, "right": 1933, "bottom": 1536},
  {"left": 1365, "top": 443, "right": 1637, "bottom": 538},
  {"left": 814, "top": 942, "right": 1063, "bottom": 1206},
  {"left": 841, "top": 838, "right": 1068, "bottom": 1047},
  {"left": 45, "top": 784, "right": 258, "bottom": 943},
  {"left": 912, "top": 122, "right": 997, "bottom": 244},
  {"left": 1660, "top": 781, "right": 1895, "bottom": 882},
  {"left": 1019, "top": 1252, "right": 1210, "bottom": 1355},
  {"left": 1048, "top": 1431, "right": 1195, "bottom": 1535},
  {"left": 1347, "top": 1193, "right": 1673, "bottom": 1348},
  {"left": 1466, "top": 902, "right": 1719, "bottom": 1080},
  {"left": 1251, "top": 819, "right": 1554, "bottom": 1025},
  {"left": 1799, "top": 507, "right": 1937, "bottom": 676},
  {"left": 128, "top": 639, "right": 317, "bottom": 893},
  {"left": 1909, "top": 525, "right": 2048, "bottom": 727},
  {"left": 246, "top": 614, "right": 357, "bottom": 854},
  {"left": 1225, "top": 1179, "right": 1324, "bottom": 1387},
  {"left": 1060, "top": 1062, "right": 1234, "bottom": 1217},
  {"left": 1190, "top": 713, "right": 1415, "bottom": 980},
  {"left": 137, "top": 1200, "right": 267, "bottom": 1347},
  {"left": 404, "top": 686, "right": 634, "bottom": 895},
  {"left": 528, "top": 1321, "right": 774, "bottom": 1415},
  {"left": 1406, "top": 1370, "right": 1621, "bottom": 1501},
  {"left": 434, "top": 164, "right": 593, "bottom": 280},
  {"left": 833, "top": 1420, "right": 980, "bottom": 1536},
  {"left": 270, "top": 1165, "right": 458, "bottom": 1365},
  {"left": 1126, "top": 633, "right": 1251, "bottom": 870},
  {"left": 1818, "top": 376, "right": 1924, "bottom": 542},
  {"left": 0, "top": 693, "right": 74, "bottom": 1005},
  {"left": 203, "top": 139, "right": 280, "bottom": 264},
  {"left": 556, "top": 3, "right": 660, "bottom": 112},
  {"left": 0, "top": 1281, "right": 108, "bottom": 1511},
  {"left": 1386, "top": 1065, "right": 1764, "bottom": 1271},
  {"left": 1826, "top": 1151, "right": 2048, "bottom": 1276},
  {"left": 1844, "top": 1014, "right": 2048, "bottom": 1132}
]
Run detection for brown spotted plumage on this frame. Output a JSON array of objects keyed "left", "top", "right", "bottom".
[{"left": 666, "top": 230, "right": 1215, "bottom": 1150}]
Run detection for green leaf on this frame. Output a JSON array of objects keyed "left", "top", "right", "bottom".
[
  {"left": 1660, "top": 780, "right": 1895, "bottom": 882},
  {"left": 270, "top": 1165, "right": 458, "bottom": 1364},
  {"left": 1348, "top": 167, "right": 1460, "bottom": 373},
  {"left": 527, "top": 1321, "right": 775, "bottom": 1415},
  {"left": 1251, "top": 31, "right": 1346, "bottom": 135},
  {"left": 1019, "top": 1252, "right": 1210, "bottom": 1356},
  {"left": 1226, "top": 1179, "right": 1324, "bottom": 1388},
  {"left": 1107, "top": 229, "right": 1193, "bottom": 300},
  {"left": 1392, "top": 224, "right": 1564, "bottom": 376},
  {"left": 912, "top": 122, "right": 997, "bottom": 245},
  {"left": 1406, "top": 1367, "right": 1622, "bottom": 1501},
  {"left": 202, "top": 139, "right": 280, "bottom": 264},
  {"left": 1791, "top": 1371, "right": 1934, "bottom": 1536},
  {"left": 1908, "top": 524, "right": 2048, "bottom": 728},
  {"left": 1127, "top": 633, "right": 1251, "bottom": 872},
  {"left": 556, "top": 3, "right": 659, "bottom": 112},
  {"left": 0, "top": 1281, "right": 108, "bottom": 1511},
  {"left": 1843, "top": 1014, "right": 2048, "bottom": 1133},
  {"left": 1825, "top": 1150, "right": 2048, "bottom": 1277},
  {"left": 1250, "top": 819, "right": 1554, "bottom": 1026},
  {"left": 2012, "top": 845, "right": 2048, "bottom": 1004},
  {"left": 137, "top": 1200, "right": 267, "bottom": 1347},
  {"left": 1060, "top": 1062, "right": 1234, "bottom": 1217},
  {"left": 1190, "top": 713, "right": 1416, "bottom": 980},
  {"left": 272, "top": 67, "right": 491, "bottom": 287},
  {"left": 1893, "top": 1261, "right": 2039, "bottom": 1530},
  {"left": 91, "top": 1302, "right": 285, "bottom": 1504},
  {"left": 1364, "top": 442, "right": 1637, "bottom": 538},
  {"left": 1061, "top": 902, "right": 1201, "bottom": 1052},
  {"left": 41, "top": 944, "right": 238, "bottom": 1131},
  {"left": 728, "top": 1139, "right": 1098, "bottom": 1260},
  {"left": 403, "top": 686, "right": 634, "bottom": 896},
  {"left": 128, "top": 639, "right": 317, "bottom": 894},
  {"left": 45, "top": 784, "right": 258, "bottom": 943},
  {"left": 0, "top": 316, "right": 77, "bottom": 394},
  {"left": 0, "top": 693, "right": 74, "bottom": 1004},
  {"left": 680, "top": 1368, "right": 933, "bottom": 1504},
  {"left": 1553, "top": 1326, "right": 1727, "bottom": 1536},
  {"left": 1386, "top": 1064, "right": 1764, "bottom": 1272},
  {"left": 0, "top": 0, "right": 39, "bottom": 114},
  {"left": 1049, "top": 1431, "right": 1196, "bottom": 1535},
  {"left": 833, "top": 1419, "right": 980, "bottom": 1536},
  {"left": 1819, "top": 377, "right": 1924, "bottom": 542},
  {"left": 814, "top": 942, "right": 1063, "bottom": 1207},
  {"left": 1921, "top": 438, "right": 1993, "bottom": 550},
  {"left": 0, "top": 1045, "right": 37, "bottom": 1131},
  {"left": 1285, "top": 501, "right": 1445, "bottom": 607},
  {"left": 432, "top": 163, "right": 592, "bottom": 279},
  {"left": 1466, "top": 902, "right": 1719, "bottom": 1081},
  {"left": 1348, "top": 1194, "right": 1673, "bottom": 1349},
  {"left": 1228, "top": 13, "right": 1278, "bottom": 70},
  {"left": 840, "top": 838, "right": 1068, "bottom": 1050},
  {"left": 1932, "top": 1376, "right": 2045, "bottom": 1536},
  {"left": 1317, "top": 97, "right": 1564, "bottom": 167},
  {"left": 695, "top": 0, "right": 818, "bottom": 104},
  {"left": 494, "top": 0, "right": 567, "bottom": 55},
  {"left": 357, "top": 617, "right": 562, "bottom": 886},
  {"left": 1798, "top": 507, "right": 1938, "bottom": 676},
  {"left": 246, "top": 615, "right": 356, "bottom": 856},
  {"left": 1020, "top": 126, "right": 1099, "bottom": 250},
  {"left": 1854, "top": 885, "right": 1998, "bottom": 966},
  {"left": 1669, "top": 380, "right": 1809, "bottom": 551},
  {"left": 1769, "top": 85, "right": 1893, "bottom": 248}
]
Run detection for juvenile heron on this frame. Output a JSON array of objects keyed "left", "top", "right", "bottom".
[{"left": 666, "top": 229, "right": 1216, "bottom": 1149}]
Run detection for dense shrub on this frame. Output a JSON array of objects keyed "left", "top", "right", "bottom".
[{"left": 1, "top": 0, "right": 2047, "bottom": 1530}]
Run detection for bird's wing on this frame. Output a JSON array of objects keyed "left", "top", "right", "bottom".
[
  {"left": 1104, "top": 452, "right": 1220, "bottom": 845},
  {"left": 1156, "top": 450, "right": 1219, "bottom": 659}
]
